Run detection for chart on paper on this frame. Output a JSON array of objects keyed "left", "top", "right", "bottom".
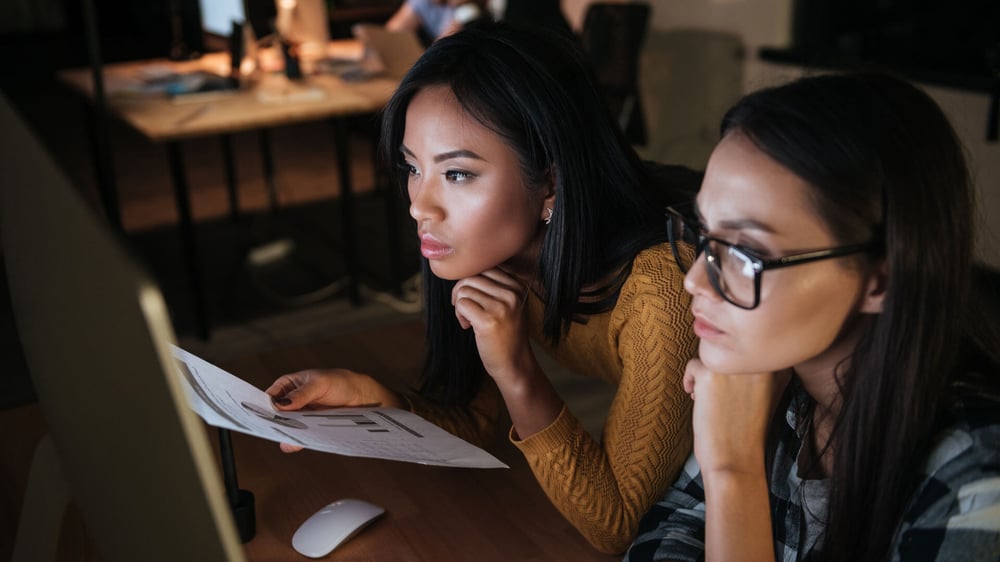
[{"left": 170, "top": 345, "right": 507, "bottom": 469}]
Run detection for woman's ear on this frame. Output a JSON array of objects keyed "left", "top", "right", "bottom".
[
  {"left": 860, "top": 259, "right": 889, "bottom": 314},
  {"left": 541, "top": 193, "right": 556, "bottom": 221},
  {"left": 539, "top": 167, "right": 557, "bottom": 222}
]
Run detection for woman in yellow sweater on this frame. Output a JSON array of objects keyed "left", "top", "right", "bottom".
[{"left": 265, "top": 22, "right": 699, "bottom": 553}]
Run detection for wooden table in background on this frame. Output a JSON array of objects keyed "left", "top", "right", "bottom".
[{"left": 57, "top": 44, "right": 400, "bottom": 340}]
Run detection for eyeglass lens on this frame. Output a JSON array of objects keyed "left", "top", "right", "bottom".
[{"left": 669, "top": 212, "right": 758, "bottom": 308}]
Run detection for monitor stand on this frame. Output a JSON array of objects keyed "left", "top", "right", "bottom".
[{"left": 219, "top": 428, "right": 256, "bottom": 542}]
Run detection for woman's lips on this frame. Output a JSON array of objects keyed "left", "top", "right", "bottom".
[
  {"left": 419, "top": 234, "right": 453, "bottom": 259},
  {"left": 692, "top": 314, "right": 724, "bottom": 338}
]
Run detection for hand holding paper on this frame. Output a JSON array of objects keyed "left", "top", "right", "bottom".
[{"left": 170, "top": 345, "right": 507, "bottom": 469}]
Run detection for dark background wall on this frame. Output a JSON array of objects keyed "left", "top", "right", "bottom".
[{"left": 782, "top": 0, "right": 999, "bottom": 92}]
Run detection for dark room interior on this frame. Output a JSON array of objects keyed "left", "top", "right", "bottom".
[{"left": 2, "top": 1, "right": 998, "bottom": 560}]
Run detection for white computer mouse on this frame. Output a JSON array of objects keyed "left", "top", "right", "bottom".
[{"left": 291, "top": 498, "right": 385, "bottom": 558}]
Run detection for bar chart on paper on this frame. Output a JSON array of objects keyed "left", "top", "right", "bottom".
[{"left": 171, "top": 345, "right": 507, "bottom": 468}]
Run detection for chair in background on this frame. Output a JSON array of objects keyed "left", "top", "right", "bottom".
[{"left": 579, "top": 1, "right": 651, "bottom": 146}]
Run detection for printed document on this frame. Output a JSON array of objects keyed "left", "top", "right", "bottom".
[{"left": 171, "top": 345, "right": 507, "bottom": 469}]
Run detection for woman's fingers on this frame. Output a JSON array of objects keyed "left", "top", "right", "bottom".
[
  {"left": 451, "top": 271, "right": 526, "bottom": 331},
  {"left": 685, "top": 360, "right": 784, "bottom": 475},
  {"left": 454, "top": 293, "right": 494, "bottom": 333},
  {"left": 449, "top": 269, "right": 533, "bottom": 380},
  {"left": 451, "top": 270, "right": 524, "bottom": 308},
  {"left": 683, "top": 359, "right": 700, "bottom": 398},
  {"left": 477, "top": 268, "right": 522, "bottom": 289},
  {"left": 262, "top": 369, "right": 403, "bottom": 454},
  {"left": 264, "top": 374, "right": 303, "bottom": 400},
  {"left": 453, "top": 284, "right": 525, "bottom": 337},
  {"left": 266, "top": 371, "right": 331, "bottom": 410}
]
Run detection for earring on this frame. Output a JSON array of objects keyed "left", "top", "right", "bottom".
[{"left": 544, "top": 208, "right": 553, "bottom": 225}]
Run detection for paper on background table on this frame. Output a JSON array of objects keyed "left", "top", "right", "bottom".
[{"left": 170, "top": 345, "right": 507, "bottom": 469}]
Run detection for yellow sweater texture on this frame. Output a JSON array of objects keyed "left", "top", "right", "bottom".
[{"left": 406, "top": 243, "right": 698, "bottom": 553}]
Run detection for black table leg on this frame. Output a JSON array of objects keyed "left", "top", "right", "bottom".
[
  {"left": 166, "top": 141, "right": 211, "bottom": 340},
  {"left": 81, "top": 0, "right": 122, "bottom": 233},
  {"left": 220, "top": 134, "right": 240, "bottom": 221},
  {"left": 258, "top": 129, "right": 280, "bottom": 213},
  {"left": 330, "top": 118, "right": 362, "bottom": 305}
]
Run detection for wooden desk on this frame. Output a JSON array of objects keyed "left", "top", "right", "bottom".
[
  {"left": 57, "top": 45, "right": 399, "bottom": 339},
  {"left": 57, "top": 46, "right": 395, "bottom": 142},
  {"left": 228, "top": 321, "right": 619, "bottom": 561},
  {"left": 0, "top": 320, "right": 620, "bottom": 561},
  {"left": 227, "top": 420, "right": 619, "bottom": 561}
]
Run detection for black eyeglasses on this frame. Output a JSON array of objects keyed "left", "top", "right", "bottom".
[{"left": 666, "top": 204, "right": 877, "bottom": 310}]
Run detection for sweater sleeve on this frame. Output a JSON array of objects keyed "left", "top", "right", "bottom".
[
  {"left": 512, "top": 245, "right": 698, "bottom": 553},
  {"left": 402, "top": 376, "right": 505, "bottom": 449}
]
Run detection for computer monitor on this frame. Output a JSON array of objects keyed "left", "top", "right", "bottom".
[
  {"left": 201, "top": 0, "right": 246, "bottom": 38},
  {"left": 0, "top": 94, "right": 245, "bottom": 561},
  {"left": 275, "top": 0, "right": 331, "bottom": 59},
  {"left": 198, "top": 0, "right": 248, "bottom": 53}
]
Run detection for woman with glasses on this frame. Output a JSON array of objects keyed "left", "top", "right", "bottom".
[
  {"left": 265, "top": 23, "right": 702, "bottom": 553},
  {"left": 626, "top": 72, "right": 1000, "bottom": 561}
]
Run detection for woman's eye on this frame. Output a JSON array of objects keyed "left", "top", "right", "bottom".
[
  {"left": 734, "top": 242, "right": 768, "bottom": 259},
  {"left": 444, "top": 169, "right": 474, "bottom": 182},
  {"left": 398, "top": 161, "right": 418, "bottom": 177},
  {"left": 707, "top": 230, "right": 767, "bottom": 258}
]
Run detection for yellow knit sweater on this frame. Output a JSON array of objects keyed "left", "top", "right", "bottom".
[{"left": 406, "top": 243, "right": 698, "bottom": 553}]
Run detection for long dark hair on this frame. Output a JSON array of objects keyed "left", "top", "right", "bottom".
[
  {"left": 379, "top": 22, "right": 700, "bottom": 404},
  {"left": 722, "top": 72, "right": 1000, "bottom": 560}
]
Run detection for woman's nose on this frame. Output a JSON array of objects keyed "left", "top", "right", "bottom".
[
  {"left": 408, "top": 178, "right": 441, "bottom": 222},
  {"left": 683, "top": 253, "right": 720, "bottom": 301}
]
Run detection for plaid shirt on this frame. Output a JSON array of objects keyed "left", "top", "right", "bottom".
[{"left": 625, "top": 383, "right": 1000, "bottom": 562}]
